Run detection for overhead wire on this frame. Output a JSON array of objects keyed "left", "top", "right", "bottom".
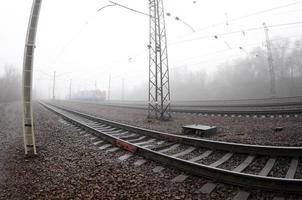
[
  {"left": 177, "top": 0, "right": 302, "bottom": 38},
  {"left": 170, "top": 33, "right": 302, "bottom": 69},
  {"left": 46, "top": 12, "right": 101, "bottom": 70},
  {"left": 167, "top": 0, "right": 302, "bottom": 57},
  {"left": 170, "top": 21, "right": 302, "bottom": 46},
  {"left": 109, "top": 1, "right": 150, "bottom": 17},
  {"left": 38, "top": 1, "right": 302, "bottom": 85},
  {"left": 171, "top": 41, "right": 262, "bottom": 64}
]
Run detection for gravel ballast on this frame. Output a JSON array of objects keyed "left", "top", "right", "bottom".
[
  {"left": 1, "top": 102, "right": 301, "bottom": 199},
  {"left": 0, "top": 102, "right": 232, "bottom": 199},
  {"left": 55, "top": 101, "right": 302, "bottom": 146}
]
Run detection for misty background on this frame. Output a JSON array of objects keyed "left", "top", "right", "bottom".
[
  {"left": 1, "top": 36, "right": 302, "bottom": 103},
  {"left": 128, "top": 37, "right": 302, "bottom": 100},
  {"left": 1, "top": 0, "right": 302, "bottom": 103}
]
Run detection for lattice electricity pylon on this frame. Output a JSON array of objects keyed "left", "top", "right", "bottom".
[
  {"left": 148, "top": 0, "right": 171, "bottom": 120},
  {"left": 263, "top": 22, "right": 277, "bottom": 98}
]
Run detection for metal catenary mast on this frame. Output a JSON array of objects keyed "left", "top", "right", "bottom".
[
  {"left": 263, "top": 22, "right": 277, "bottom": 98},
  {"left": 22, "top": 0, "right": 42, "bottom": 155},
  {"left": 52, "top": 71, "right": 56, "bottom": 100},
  {"left": 148, "top": 0, "right": 171, "bottom": 120}
]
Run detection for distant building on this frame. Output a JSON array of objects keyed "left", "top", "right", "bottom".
[{"left": 72, "top": 90, "right": 106, "bottom": 101}]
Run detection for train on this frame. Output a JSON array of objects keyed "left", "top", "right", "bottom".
[{"left": 72, "top": 90, "right": 106, "bottom": 101}]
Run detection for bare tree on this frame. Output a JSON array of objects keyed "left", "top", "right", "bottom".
[
  {"left": 0, "top": 65, "right": 21, "bottom": 103},
  {"left": 119, "top": 37, "right": 302, "bottom": 101}
]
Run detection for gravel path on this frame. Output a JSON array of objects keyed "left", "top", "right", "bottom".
[{"left": 55, "top": 101, "right": 302, "bottom": 146}]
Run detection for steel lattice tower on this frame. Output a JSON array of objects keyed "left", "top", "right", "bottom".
[
  {"left": 148, "top": 0, "right": 171, "bottom": 120},
  {"left": 263, "top": 23, "right": 277, "bottom": 98}
]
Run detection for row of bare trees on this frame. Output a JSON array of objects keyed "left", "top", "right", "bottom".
[
  {"left": 169, "top": 37, "right": 302, "bottom": 100},
  {"left": 127, "top": 37, "right": 302, "bottom": 101},
  {"left": 0, "top": 65, "right": 21, "bottom": 103}
]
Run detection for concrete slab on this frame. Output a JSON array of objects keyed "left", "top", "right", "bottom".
[
  {"left": 259, "top": 158, "right": 276, "bottom": 176},
  {"left": 272, "top": 197, "right": 285, "bottom": 200},
  {"left": 189, "top": 150, "right": 212, "bottom": 162},
  {"left": 182, "top": 124, "right": 217, "bottom": 136},
  {"left": 170, "top": 147, "right": 195, "bottom": 158},
  {"left": 93, "top": 141, "right": 103, "bottom": 146},
  {"left": 98, "top": 144, "right": 111, "bottom": 150},
  {"left": 158, "top": 144, "right": 180, "bottom": 153},
  {"left": 171, "top": 174, "right": 188, "bottom": 183},
  {"left": 127, "top": 136, "right": 146, "bottom": 143},
  {"left": 134, "top": 139, "right": 156, "bottom": 146},
  {"left": 134, "top": 159, "right": 147, "bottom": 166},
  {"left": 197, "top": 182, "right": 217, "bottom": 194},
  {"left": 232, "top": 191, "right": 250, "bottom": 200},
  {"left": 152, "top": 166, "right": 165, "bottom": 173},
  {"left": 104, "top": 130, "right": 123, "bottom": 135},
  {"left": 156, "top": 140, "right": 165, "bottom": 145},
  {"left": 106, "top": 147, "right": 120, "bottom": 153},
  {"left": 233, "top": 155, "right": 255, "bottom": 172},
  {"left": 210, "top": 152, "right": 233, "bottom": 167},
  {"left": 286, "top": 158, "right": 299, "bottom": 178},
  {"left": 118, "top": 153, "right": 133, "bottom": 161},
  {"left": 119, "top": 133, "right": 137, "bottom": 139}
]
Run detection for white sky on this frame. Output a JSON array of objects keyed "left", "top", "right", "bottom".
[{"left": 1, "top": 0, "right": 302, "bottom": 99}]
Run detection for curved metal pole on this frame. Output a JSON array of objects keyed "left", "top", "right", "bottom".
[{"left": 22, "top": 0, "right": 42, "bottom": 155}]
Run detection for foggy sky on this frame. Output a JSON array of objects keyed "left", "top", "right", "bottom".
[{"left": 1, "top": 0, "right": 302, "bottom": 99}]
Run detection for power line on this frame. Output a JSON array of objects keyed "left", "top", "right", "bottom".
[
  {"left": 109, "top": 1, "right": 150, "bottom": 17},
  {"left": 227, "top": 1, "right": 302, "bottom": 23},
  {"left": 180, "top": 0, "right": 302, "bottom": 36},
  {"left": 171, "top": 41, "right": 262, "bottom": 64},
  {"left": 100, "top": 31, "right": 302, "bottom": 80},
  {"left": 173, "top": 33, "right": 302, "bottom": 62},
  {"left": 170, "top": 54, "right": 246, "bottom": 71},
  {"left": 166, "top": 12, "right": 195, "bottom": 32},
  {"left": 170, "top": 33, "right": 302, "bottom": 69},
  {"left": 171, "top": 21, "right": 302, "bottom": 45},
  {"left": 101, "top": 33, "right": 302, "bottom": 80},
  {"left": 46, "top": 13, "right": 100, "bottom": 69},
  {"left": 35, "top": 69, "right": 52, "bottom": 77}
]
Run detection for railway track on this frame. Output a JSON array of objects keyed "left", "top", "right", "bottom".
[
  {"left": 41, "top": 102, "right": 302, "bottom": 194},
  {"left": 63, "top": 96, "right": 302, "bottom": 115}
]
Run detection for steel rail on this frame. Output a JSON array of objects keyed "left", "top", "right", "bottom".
[
  {"left": 44, "top": 102, "right": 302, "bottom": 157},
  {"left": 98, "top": 101, "right": 302, "bottom": 108},
  {"left": 171, "top": 107, "right": 302, "bottom": 115},
  {"left": 67, "top": 99, "right": 302, "bottom": 108},
  {"left": 70, "top": 95, "right": 302, "bottom": 107},
  {"left": 62, "top": 100, "right": 302, "bottom": 115},
  {"left": 41, "top": 102, "right": 302, "bottom": 193}
]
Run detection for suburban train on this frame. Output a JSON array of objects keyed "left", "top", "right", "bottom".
[{"left": 72, "top": 90, "right": 106, "bottom": 101}]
